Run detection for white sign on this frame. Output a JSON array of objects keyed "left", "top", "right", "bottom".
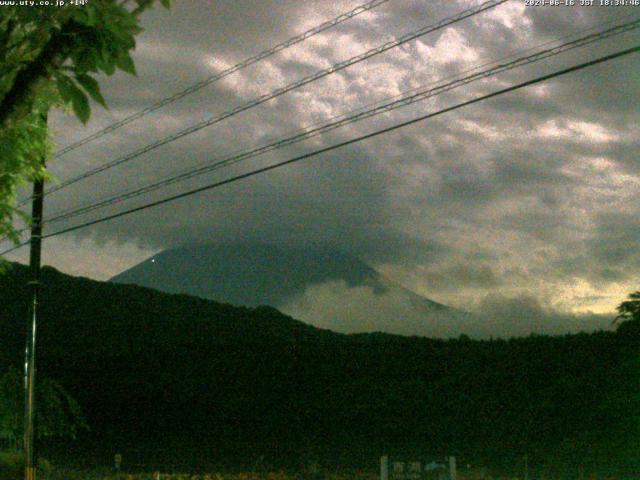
[{"left": 381, "top": 455, "right": 456, "bottom": 480}]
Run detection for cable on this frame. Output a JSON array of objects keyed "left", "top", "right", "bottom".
[
  {"left": 21, "top": 1, "right": 626, "bottom": 243},
  {"left": 7, "top": 15, "right": 625, "bottom": 242},
  {"left": 41, "top": 19, "right": 640, "bottom": 226},
  {"left": 7, "top": 16, "right": 639, "bottom": 240},
  {"left": 2, "top": 44, "right": 637, "bottom": 257},
  {"left": 35, "top": 0, "right": 509, "bottom": 200},
  {"left": 53, "top": 0, "right": 392, "bottom": 158}
]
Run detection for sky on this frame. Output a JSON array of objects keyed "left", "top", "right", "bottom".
[{"left": 4, "top": 0, "right": 640, "bottom": 336}]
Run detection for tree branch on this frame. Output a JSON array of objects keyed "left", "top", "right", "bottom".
[
  {"left": 0, "top": 19, "right": 76, "bottom": 129},
  {"left": 0, "top": 3, "right": 152, "bottom": 129}
]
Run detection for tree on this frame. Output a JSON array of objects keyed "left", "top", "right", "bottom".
[
  {"left": 615, "top": 290, "right": 640, "bottom": 336},
  {"left": 0, "top": 367, "right": 88, "bottom": 450},
  {"left": 0, "top": 0, "right": 172, "bottom": 247},
  {"left": 616, "top": 291, "right": 640, "bottom": 322}
]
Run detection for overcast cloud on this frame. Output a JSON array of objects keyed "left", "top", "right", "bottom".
[{"left": 4, "top": 0, "right": 639, "bottom": 335}]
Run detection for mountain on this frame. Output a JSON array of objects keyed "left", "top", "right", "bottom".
[
  {"left": 0, "top": 262, "right": 637, "bottom": 474},
  {"left": 110, "top": 243, "right": 473, "bottom": 337}
]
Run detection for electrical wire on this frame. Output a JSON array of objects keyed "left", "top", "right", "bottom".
[
  {"left": 53, "top": 0, "right": 392, "bottom": 158},
  {"left": 3, "top": 44, "right": 637, "bottom": 256},
  {"left": 6, "top": 14, "right": 638, "bottom": 240},
  {"left": 41, "top": 18, "right": 640, "bottom": 226},
  {"left": 33, "top": 0, "right": 509, "bottom": 201}
]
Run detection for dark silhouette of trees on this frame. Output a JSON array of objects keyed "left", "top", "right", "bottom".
[
  {"left": 0, "top": 263, "right": 636, "bottom": 475},
  {"left": 0, "top": 367, "right": 87, "bottom": 450},
  {"left": 615, "top": 290, "right": 640, "bottom": 336},
  {"left": 616, "top": 290, "right": 640, "bottom": 320}
]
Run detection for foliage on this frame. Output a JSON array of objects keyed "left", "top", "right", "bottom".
[
  {"left": 1, "top": 467, "right": 376, "bottom": 480},
  {"left": 615, "top": 290, "right": 640, "bottom": 336},
  {"left": 0, "top": 0, "right": 172, "bottom": 245},
  {"left": 0, "top": 449, "right": 23, "bottom": 480},
  {"left": 0, "top": 93, "right": 52, "bottom": 246},
  {"left": 0, "top": 367, "right": 88, "bottom": 446},
  {"left": 0, "top": 450, "right": 52, "bottom": 480},
  {"left": 0, "top": 263, "right": 637, "bottom": 476},
  {"left": 616, "top": 290, "right": 640, "bottom": 322}
]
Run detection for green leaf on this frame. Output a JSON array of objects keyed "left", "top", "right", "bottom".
[
  {"left": 74, "top": 73, "right": 107, "bottom": 108},
  {"left": 85, "top": 5, "right": 98, "bottom": 26},
  {"left": 55, "top": 74, "right": 91, "bottom": 124},
  {"left": 99, "top": 42, "right": 116, "bottom": 75},
  {"left": 115, "top": 52, "right": 136, "bottom": 76},
  {"left": 160, "top": 0, "right": 173, "bottom": 8},
  {"left": 54, "top": 74, "right": 74, "bottom": 104},
  {"left": 72, "top": 48, "right": 98, "bottom": 73},
  {"left": 70, "top": 8, "right": 90, "bottom": 26}
]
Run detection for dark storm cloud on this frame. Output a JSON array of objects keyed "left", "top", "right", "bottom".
[
  {"left": 420, "top": 262, "right": 503, "bottom": 291},
  {"left": 586, "top": 212, "right": 640, "bottom": 276},
  {"left": 9, "top": 0, "right": 636, "bottom": 324}
]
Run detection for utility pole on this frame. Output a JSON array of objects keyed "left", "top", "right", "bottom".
[{"left": 24, "top": 113, "right": 46, "bottom": 480}]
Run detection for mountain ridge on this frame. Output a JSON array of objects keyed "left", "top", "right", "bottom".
[
  {"left": 110, "top": 243, "right": 468, "bottom": 336},
  {"left": 0, "top": 261, "right": 636, "bottom": 473}
]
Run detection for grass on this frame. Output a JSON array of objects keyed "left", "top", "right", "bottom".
[
  {"left": 0, "top": 452, "right": 381, "bottom": 480},
  {"left": 1, "top": 452, "right": 630, "bottom": 480}
]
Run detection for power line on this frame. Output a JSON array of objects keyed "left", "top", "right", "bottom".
[
  {"left": 35, "top": 0, "right": 508, "bottom": 201},
  {"left": 18, "top": 3, "right": 626, "bottom": 244},
  {"left": 40, "top": 18, "right": 640, "bottom": 226},
  {"left": 53, "top": 0, "right": 391, "bottom": 158},
  {"left": 3, "top": 44, "right": 637, "bottom": 257},
  {"left": 5, "top": 15, "right": 625, "bottom": 243}
]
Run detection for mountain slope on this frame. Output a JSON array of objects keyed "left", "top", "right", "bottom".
[
  {"left": 111, "top": 244, "right": 406, "bottom": 305},
  {"left": 110, "top": 243, "right": 469, "bottom": 336}
]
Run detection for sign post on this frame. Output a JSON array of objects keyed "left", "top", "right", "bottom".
[
  {"left": 381, "top": 455, "right": 457, "bottom": 480},
  {"left": 381, "top": 455, "right": 389, "bottom": 480},
  {"left": 114, "top": 453, "right": 122, "bottom": 480}
]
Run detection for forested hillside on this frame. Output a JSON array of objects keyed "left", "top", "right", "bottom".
[{"left": 0, "top": 263, "right": 637, "bottom": 475}]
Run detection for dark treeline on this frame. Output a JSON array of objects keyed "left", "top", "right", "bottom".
[{"left": 0, "top": 263, "right": 638, "bottom": 476}]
